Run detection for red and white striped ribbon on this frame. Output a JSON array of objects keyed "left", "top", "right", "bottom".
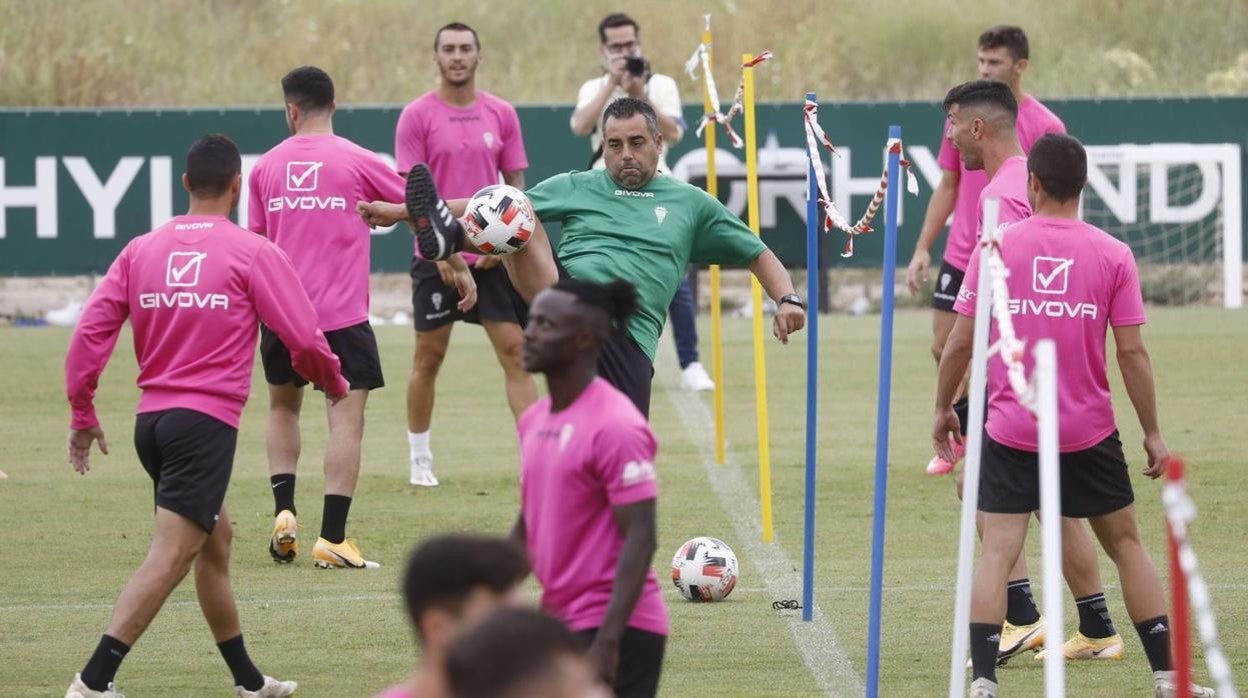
[
  {"left": 687, "top": 46, "right": 773, "bottom": 149},
  {"left": 980, "top": 225, "right": 1035, "bottom": 412}
]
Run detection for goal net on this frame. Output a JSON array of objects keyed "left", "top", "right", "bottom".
[{"left": 1082, "top": 144, "right": 1242, "bottom": 308}]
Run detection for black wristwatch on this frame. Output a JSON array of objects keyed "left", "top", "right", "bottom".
[{"left": 778, "top": 293, "right": 806, "bottom": 311}]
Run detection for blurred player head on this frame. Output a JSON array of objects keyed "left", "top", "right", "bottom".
[
  {"left": 402, "top": 534, "right": 529, "bottom": 654},
  {"left": 446, "top": 608, "right": 610, "bottom": 698},
  {"left": 977, "top": 25, "right": 1030, "bottom": 90},
  {"left": 523, "top": 279, "right": 638, "bottom": 376},
  {"left": 281, "top": 65, "right": 335, "bottom": 135},
  {"left": 598, "top": 12, "right": 642, "bottom": 66},
  {"left": 942, "top": 79, "right": 1019, "bottom": 171},
  {"left": 601, "top": 97, "right": 662, "bottom": 189},
  {"left": 434, "top": 22, "right": 482, "bottom": 89},
  {"left": 182, "top": 134, "right": 242, "bottom": 210},
  {"left": 1026, "top": 133, "right": 1088, "bottom": 210}
]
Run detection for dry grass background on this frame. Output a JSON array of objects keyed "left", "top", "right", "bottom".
[{"left": 1, "top": 0, "right": 1246, "bottom": 108}]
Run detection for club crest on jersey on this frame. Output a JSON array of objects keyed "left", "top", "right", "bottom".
[
  {"left": 558, "top": 424, "right": 575, "bottom": 452},
  {"left": 483, "top": 132, "right": 495, "bottom": 149},
  {"left": 654, "top": 206, "right": 667, "bottom": 224}
]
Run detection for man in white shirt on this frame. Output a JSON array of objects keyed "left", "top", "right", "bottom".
[{"left": 569, "top": 12, "right": 713, "bottom": 392}]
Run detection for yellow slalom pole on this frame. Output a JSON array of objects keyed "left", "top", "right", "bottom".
[
  {"left": 702, "top": 24, "right": 727, "bottom": 467},
  {"left": 742, "top": 52, "right": 773, "bottom": 543}
]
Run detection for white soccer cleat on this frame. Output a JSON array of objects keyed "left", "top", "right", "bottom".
[
  {"left": 1153, "top": 670, "right": 1216, "bottom": 697},
  {"left": 236, "top": 675, "right": 298, "bottom": 697},
  {"left": 409, "top": 454, "right": 439, "bottom": 487},
  {"left": 968, "top": 677, "right": 998, "bottom": 698},
  {"left": 66, "top": 674, "right": 122, "bottom": 698},
  {"left": 680, "top": 362, "right": 715, "bottom": 392}
]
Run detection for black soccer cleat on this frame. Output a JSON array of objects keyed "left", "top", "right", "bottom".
[{"left": 405, "top": 163, "right": 464, "bottom": 261}]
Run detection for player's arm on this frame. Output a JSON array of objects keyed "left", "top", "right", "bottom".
[
  {"left": 503, "top": 170, "right": 526, "bottom": 189},
  {"left": 933, "top": 314, "right": 974, "bottom": 461},
  {"left": 591, "top": 498, "right": 658, "bottom": 684},
  {"left": 1113, "top": 324, "right": 1168, "bottom": 478},
  {"left": 249, "top": 244, "right": 349, "bottom": 401},
  {"left": 509, "top": 512, "right": 527, "bottom": 552},
  {"left": 747, "top": 249, "right": 806, "bottom": 343},
  {"left": 65, "top": 249, "right": 132, "bottom": 473},
  {"left": 571, "top": 74, "right": 620, "bottom": 137},
  {"left": 908, "top": 167, "right": 960, "bottom": 294}
]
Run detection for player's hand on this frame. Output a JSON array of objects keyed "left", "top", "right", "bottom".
[
  {"left": 907, "top": 249, "right": 931, "bottom": 295},
  {"left": 621, "top": 71, "right": 646, "bottom": 98},
  {"left": 1142, "top": 433, "right": 1170, "bottom": 479},
  {"left": 450, "top": 266, "right": 478, "bottom": 312},
  {"left": 932, "top": 407, "right": 963, "bottom": 464},
  {"left": 773, "top": 303, "right": 806, "bottom": 344},
  {"left": 435, "top": 259, "right": 460, "bottom": 287},
  {"left": 68, "top": 425, "right": 108, "bottom": 475},
  {"left": 473, "top": 255, "right": 501, "bottom": 270},
  {"left": 587, "top": 635, "right": 620, "bottom": 688},
  {"left": 356, "top": 200, "right": 407, "bottom": 228},
  {"left": 606, "top": 56, "right": 628, "bottom": 86}
]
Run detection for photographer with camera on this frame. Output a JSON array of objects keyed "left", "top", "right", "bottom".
[{"left": 570, "top": 13, "right": 715, "bottom": 393}]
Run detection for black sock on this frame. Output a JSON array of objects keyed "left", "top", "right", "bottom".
[
  {"left": 969, "top": 622, "right": 1002, "bottom": 683},
  {"left": 271, "top": 474, "right": 296, "bottom": 516},
  {"left": 953, "top": 396, "right": 970, "bottom": 437},
  {"left": 1134, "top": 615, "right": 1173, "bottom": 672},
  {"left": 217, "top": 634, "right": 265, "bottom": 691},
  {"left": 81, "top": 634, "right": 130, "bottom": 691},
  {"left": 320, "top": 494, "right": 352, "bottom": 544},
  {"left": 1005, "top": 578, "right": 1042, "bottom": 626},
  {"left": 1075, "top": 593, "right": 1117, "bottom": 638}
]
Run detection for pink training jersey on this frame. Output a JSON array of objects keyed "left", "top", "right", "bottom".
[
  {"left": 66, "top": 215, "right": 348, "bottom": 430},
  {"left": 955, "top": 216, "right": 1146, "bottom": 452},
  {"left": 248, "top": 134, "right": 405, "bottom": 331},
  {"left": 517, "top": 378, "right": 669, "bottom": 637},
  {"left": 938, "top": 95, "right": 1066, "bottom": 270},
  {"left": 977, "top": 155, "right": 1032, "bottom": 232},
  {"left": 395, "top": 91, "right": 529, "bottom": 264}
]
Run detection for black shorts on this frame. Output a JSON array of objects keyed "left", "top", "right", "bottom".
[
  {"left": 260, "top": 321, "right": 384, "bottom": 391},
  {"left": 410, "top": 257, "right": 528, "bottom": 331},
  {"left": 576, "top": 627, "right": 666, "bottom": 698},
  {"left": 134, "top": 409, "right": 237, "bottom": 533},
  {"left": 978, "top": 430, "right": 1136, "bottom": 518},
  {"left": 931, "top": 260, "right": 966, "bottom": 312}
]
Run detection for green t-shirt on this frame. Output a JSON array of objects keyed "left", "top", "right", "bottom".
[{"left": 526, "top": 169, "right": 767, "bottom": 361}]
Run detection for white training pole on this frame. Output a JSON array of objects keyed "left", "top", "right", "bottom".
[
  {"left": 948, "top": 197, "right": 999, "bottom": 698},
  {"left": 1035, "top": 339, "right": 1066, "bottom": 697}
]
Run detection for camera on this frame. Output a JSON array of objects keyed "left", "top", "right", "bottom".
[{"left": 625, "top": 57, "right": 648, "bottom": 77}]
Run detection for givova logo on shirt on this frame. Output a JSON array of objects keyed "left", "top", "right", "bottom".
[
  {"left": 268, "top": 160, "right": 347, "bottom": 212},
  {"left": 620, "top": 460, "right": 656, "bottom": 487},
  {"left": 1003, "top": 255, "right": 1097, "bottom": 319},
  {"left": 614, "top": 189, "right": 654, "bottom": 198},
  {"left": 139, "top": 251, "right": 229, "bottom": 309}
]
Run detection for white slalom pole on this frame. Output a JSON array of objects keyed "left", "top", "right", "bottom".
[
  {"left": 1035, "top": 339, "right": 1066, "bottom": 697},
  {"left": 948, "top": 197, "right": 999, "bottom": 698}
]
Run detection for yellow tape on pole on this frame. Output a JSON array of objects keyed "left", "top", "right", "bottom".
[
  {"left": 702, "top": 25, "right": 726, "bottom": 467},
  {"left": 742, "top": 52, "right": 773, "bottom": 543}
]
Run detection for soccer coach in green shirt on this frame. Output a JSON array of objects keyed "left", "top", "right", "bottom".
[{"left": 360, "top": 97, "right": 805, "bottom": 416}]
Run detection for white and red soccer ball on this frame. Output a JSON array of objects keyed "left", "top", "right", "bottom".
[
  {"left": 462, "top": 184, "right": 536, "bottom": 256},
  {"left": 671, "top": 537, "right": 739, "bottom": 602}
]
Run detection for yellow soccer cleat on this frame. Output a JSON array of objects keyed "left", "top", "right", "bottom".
[
  {"left": 312, "top": 537, "right": 380, "bottom": 569},
  {"left": 269, "top": 510, "right": 298, "bottom": 563},
  {"left": 1035, "top": 631, "right": 1125, "bottom": 661},
  {"left": 997, "top": 618, "right": 1046, "bottom": 665}
]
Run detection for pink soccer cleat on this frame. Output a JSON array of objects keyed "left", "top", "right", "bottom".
[{"left": 925, "top": 438, "right": 966, "bottom": 476}]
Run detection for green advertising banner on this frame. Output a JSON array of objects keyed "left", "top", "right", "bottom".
[{"left": 1, "top": 97, "right": 1244, "bottom": 276}]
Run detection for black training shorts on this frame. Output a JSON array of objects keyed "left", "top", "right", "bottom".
[
  {"left": 260, "top": 320, "right": 384, "bottom": 391},
  {"left": 410, "top": 257, "right": 528, "bottom": 331},
  {"left": 978, "top": 430, "right": 1136, "bottom": 518},
  {"left": 134, "top": 408, "right": 238, "bottom": 533},
  {"left": 576, "top": 627, "right": 666, "bottom": 698},
  {"left": 931, "top": 260, "right": 967, "bottom": 312}
]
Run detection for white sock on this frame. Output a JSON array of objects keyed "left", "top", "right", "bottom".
[{"left": 408, "top": 430, "right": 431, "bottom": 461}]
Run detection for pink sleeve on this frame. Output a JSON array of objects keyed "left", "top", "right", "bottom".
[
  {"left": 249, "top": 243, "right": 349, "bottom": 396},
  {"left": 499, "top": 103, "right": 529, "bottom": 174},
  {"left": 361, "top": 151, "right": 406, "bottom": 203},
  {"left": 953, "top": 245, "right": 981, "bottom": 318},
  {"left": 937, "top": 131, "right": 960, "bottom": 171},
  {"left": 998, "top": 194, "right": 1032, "bottom": 226},
  {"left": 247, "top": 165, "right": 267, "bottom": 235},
  {"left": 66, "top": 246, "right": 133, "bottom": 429},
  {"left": 394, "top": 106, "right": 425, "bottom": 175},
  {"left": 1109, "top": 248, "right": 1147, "bottom": 327},
  {"left": 592, "top": 419, "right": 659, "bottom": 507}
]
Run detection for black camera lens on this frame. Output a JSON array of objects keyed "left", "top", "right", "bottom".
[{"left": 625, "top": 57, "right": 646, "bottom": 77}]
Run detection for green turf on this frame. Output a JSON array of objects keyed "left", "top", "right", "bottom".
[{"left": 1, "top": 307, "right": 1244, "bottom": 696}]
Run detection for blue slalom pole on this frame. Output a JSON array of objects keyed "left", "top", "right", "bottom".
[
  {"left": 865, "top": 125, "right": 902, "bottom": 697},
  {"left": 801, "top": 92, "right": 820, "bottom": 623}
]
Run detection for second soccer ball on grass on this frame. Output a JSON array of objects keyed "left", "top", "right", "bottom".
[{"left": 671, "top": 537, "right": 739, "bottom": 602}]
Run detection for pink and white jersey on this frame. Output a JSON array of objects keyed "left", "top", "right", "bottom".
[
  {"left": 954, "top": 216, "right": 1146, "bottom": 452},
  {"left": 66, "top": 215, "right": 348, "bottom": 430},
  {"left": 395, "top": 90, "right": 528, "bottom": 264},
  {"left": 977, "top": 155, "right": 1032, "bottom": 232},
  {"left": 248, "top": 134, "right": 405, "bottom": 331},
  {"left": 517, "top": 378, "right": 669, "bottom": 637},
  {"left": 937, "top": 95, "right": 1066, "bottom": 270}
]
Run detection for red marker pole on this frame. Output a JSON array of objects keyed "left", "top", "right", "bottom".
[{"left": 1167, "top": 456, "right": 1191, "bottom": 698}]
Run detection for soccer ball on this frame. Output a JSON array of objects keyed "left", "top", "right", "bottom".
[
  {"left": 670, "top": 537, "right": 739, "bottom": 602},
  {"left": 462, "top": 184, "right": 536, "bottom": 256}
]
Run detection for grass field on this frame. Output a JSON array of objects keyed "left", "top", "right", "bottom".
[{"left": 1, "top": 307, "right": 1245, "bottom": 696}]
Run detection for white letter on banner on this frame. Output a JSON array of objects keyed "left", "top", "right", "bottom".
[
  {"left": 63, "top": 156, "right": 144, "bottom": 240},
  {"left": 237, "top": 154, "right": 262, "bottom": 230},
  {"left": 149, "top": 156, "right": 173, "bottom": 228},
  {"left": 0, "top": 156, "right": 59, "bottom": 239}
]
